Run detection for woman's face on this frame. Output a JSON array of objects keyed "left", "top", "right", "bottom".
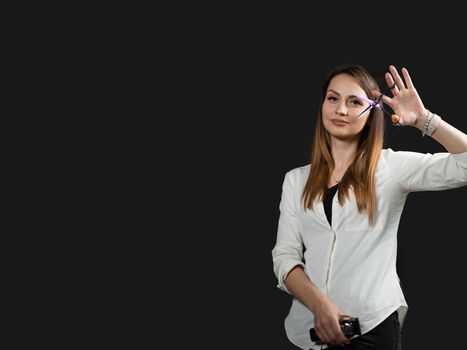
[{"left": 322, "top": 74, "right": 370, "bottom": 140}]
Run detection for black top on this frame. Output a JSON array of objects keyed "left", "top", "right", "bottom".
[{"left": 323, "top": 183, "right": 339, "bottom": 226}]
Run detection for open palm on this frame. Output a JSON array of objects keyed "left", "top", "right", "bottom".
[{"left": 373, "top": 65, "right": 426, "bottom": 126}]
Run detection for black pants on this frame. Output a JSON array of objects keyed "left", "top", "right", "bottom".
[{"left": 323, "top": 311, "right": 401, "bottom": 350}]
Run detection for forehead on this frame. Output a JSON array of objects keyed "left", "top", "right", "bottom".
[{"left": 327, "top": 74, "right": 366, "bottom": 97}]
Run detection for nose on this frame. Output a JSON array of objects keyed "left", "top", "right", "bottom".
[{"left": 335, "top": 102, "right": 348, "bottom": 116}]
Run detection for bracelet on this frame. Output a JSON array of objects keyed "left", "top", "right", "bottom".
[
  {"left": 426, "top": 113, "right": 441, "bottom": 136},
  {"left": 421, "top": 110, "right": 433, "bottom": 137},
  {"left": 421, "top": 109, "right": 442, "bottom": 137}
]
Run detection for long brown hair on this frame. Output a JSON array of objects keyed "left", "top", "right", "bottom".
[{"left": 301, "top": 64, "right": 385, "bottom": 226}]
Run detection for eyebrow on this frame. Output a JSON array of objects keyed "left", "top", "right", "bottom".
[{"left": 327, "top": 89, "right": 360, "bottom": 99}]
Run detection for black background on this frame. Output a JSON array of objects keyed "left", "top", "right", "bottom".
[{"left": 168, "top": 25, "right": 467, "bottom": 349}]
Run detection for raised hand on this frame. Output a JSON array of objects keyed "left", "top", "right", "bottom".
[{"left": 373, "top": 65, "right": 427, "bottom": 127}]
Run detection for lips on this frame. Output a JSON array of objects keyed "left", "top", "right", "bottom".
[{"left": 331, "top": 119, "right": 349, "bottom": 126}]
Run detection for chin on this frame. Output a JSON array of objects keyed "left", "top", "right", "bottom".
[{"left": 329, "top": 130, "right": 358, "bottom": 140}]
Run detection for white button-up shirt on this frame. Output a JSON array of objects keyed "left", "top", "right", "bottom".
[{"left": 272, "top": 148, "right": 467, "bottom": 350}]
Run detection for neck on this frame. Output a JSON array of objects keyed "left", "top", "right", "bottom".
[{"left": 330, "top": 138, "right": 358, "bottom": 169}]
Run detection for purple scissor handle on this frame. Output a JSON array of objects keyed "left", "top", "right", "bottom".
[{"left": 355, "top": 94, "right": 401, "bottom": 125}]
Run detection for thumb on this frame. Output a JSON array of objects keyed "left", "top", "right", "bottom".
[{"left": 371, "top": 90, "right": 392, "bottom": 107}]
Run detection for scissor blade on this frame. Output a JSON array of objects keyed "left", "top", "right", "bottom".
[{"left": 356, "top": 104, "right": 372, "bottom": 118}]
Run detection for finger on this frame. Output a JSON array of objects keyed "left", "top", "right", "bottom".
[
  {"left": 333, "top": 323, "right": 349, "bottom": 344},
  {"left": 323, "top": 320, "right": 343, "bottom": 344},
  {"left": 401, "top": 67, "right": 414, "bottom": 89},
  {"left": 370, "top": 90, "right": 381, "bottom": 99},
  {"left": 314, "top": 324, "right": 329, "bottom": 343},
  {"left": 369, "top": 90, "right": 397, "bottom": 122},
  {"left": 326, "top": 322, "right": 342, "bottom": 344},
  {"left": 314, "top": 329, "right": 324, "bottom": 342},
  {"left": 397, "top": 116, "right": 407, "bottom": 126},
  {"left": 389, "top": 65, "right": 406, "bottom": 90},
  {"left": 316, "top": 328, "right": 330, "bottom": 344},
  {"left": 386, "top": 72, "right": 399, "bottom": 96},
  {"left": 380, "top": 94, "right": 393, "bottom": 107},
  {"left": 372, "top": 90, "right": 393, "bottom": 108},
  {"left": 322, "top": 324, "right": 336, "bottom": 344}
]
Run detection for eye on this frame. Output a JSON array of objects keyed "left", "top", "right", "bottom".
[
  {"left": 350, "top": 99, "right": 363, "bottom": 106},
  {"left": 327, "top": 96, "right": 337, "bottom": 102}
]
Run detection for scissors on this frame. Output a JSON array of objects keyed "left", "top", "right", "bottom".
[{"left": 355, "top": 94, "right": 400, "bottom": 125}]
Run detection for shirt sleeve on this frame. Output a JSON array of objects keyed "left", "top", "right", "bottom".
[
  {"left": 384, "top": 148, "right": 467, "bottom": 193},
  {"left": 272, "top": 170, "right": 305, "bottom": 294}
]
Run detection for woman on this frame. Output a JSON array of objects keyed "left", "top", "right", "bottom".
[{"left": 272, "top": 64, "right": 467, "bottom": 350}]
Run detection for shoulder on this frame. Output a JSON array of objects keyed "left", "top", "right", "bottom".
[
  {"left": 285, "top": 164, "right": 310, "bottom": 178},
  {"left": 283, "top": 164, "right": 311, "bottom": 188}
]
